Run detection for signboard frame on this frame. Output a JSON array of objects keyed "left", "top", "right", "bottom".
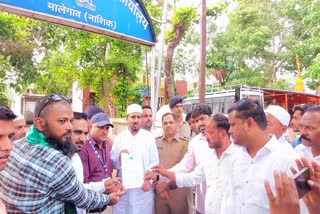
[{"left": 0, "top": 0, "right": 156, "bottom": 46}]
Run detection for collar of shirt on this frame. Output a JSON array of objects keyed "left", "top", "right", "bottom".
[
  {"left": 160, "top": 134, "right": 185, "bottom": 143},
  {"left": 213, "top": 143, "right": 239, "bottom": 160},
  {"left": 241, "top": 135, "right": 279, "bottom": 159},
  {"left": 89, "top": 135, "right": 106, "bottom": 149},
  {"left": 199, "top": 133, "right": 206, "bottom": 141}
]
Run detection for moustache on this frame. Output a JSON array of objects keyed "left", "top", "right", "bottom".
[
  {"left": 76, "top": 140, "right": 84, "bottom": 145},
  {"left": 300, "top": 135, "right": 311, "bottom": 142},
  {"left": 63, "top": 131, "right": 72, "bottom": 138}
]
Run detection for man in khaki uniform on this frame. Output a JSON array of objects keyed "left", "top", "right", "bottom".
[
  {"left": 154, "top": 112, "right": 193, "bottom": 214},
  {"left": 169, "top": 96, "right": 191, "bottom": 139}
]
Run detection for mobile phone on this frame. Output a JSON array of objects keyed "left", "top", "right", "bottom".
[{"left": 294, "top": 167, "right": 311, "bottom": 198}]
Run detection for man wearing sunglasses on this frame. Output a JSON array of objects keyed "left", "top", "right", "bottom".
[
  {"left": 0, "top": 104, "right": 16, "bottom": 213},
  {"left": 0, "top": 94, "right": 125, "bottom": 213}
]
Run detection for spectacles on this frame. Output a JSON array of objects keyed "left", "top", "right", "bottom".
[{"left": 37, "top": 94, "right": 69, "bottom": 117}]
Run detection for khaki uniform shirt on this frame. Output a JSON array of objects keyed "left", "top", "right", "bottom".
[
  {"left": 156, "top": 134, "right": 189, "bottom": 168},
  {"left": 178, "top": 121, "right": 191, "bottom": 140}
]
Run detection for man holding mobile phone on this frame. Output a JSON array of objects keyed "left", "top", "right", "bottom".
[{"left": 264, "top": 158, "right": 320, "bottom": 214}]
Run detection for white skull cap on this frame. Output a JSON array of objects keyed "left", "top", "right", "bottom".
[
  {"left": 127, "top": 104, "right": 143, "bottom": 115},
  {"left": 265, "top": 105, "right": 290, "bottom": 126}
]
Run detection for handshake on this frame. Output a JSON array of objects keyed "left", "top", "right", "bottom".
[
  {"left": 144, "top": 165, "right": 177, "bottom": 200},
  {"left": 104, "top": 177, "right": 123, "bottom": 194}
]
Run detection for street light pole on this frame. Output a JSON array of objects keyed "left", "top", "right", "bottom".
[{"left": 199, "top": 0, "right": 206, "bottom": 104}]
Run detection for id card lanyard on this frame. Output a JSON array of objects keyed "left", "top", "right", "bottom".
[{"left": 87, "top": 137, "right": 108, "bottom": 177}]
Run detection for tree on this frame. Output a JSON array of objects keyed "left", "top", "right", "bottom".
[
  {"left": 163, "top": 7, "right": 197, "bottom": 100},
  {"left": 206, "top": 0, "right": 320, "bottom": 90},
  {"left": 281, "top": 0, "right": 320, "bottom": 92},
  {"left": 39, "top": 28, "right": 143, "bottom": 117},
  {"left": 0, "top": 12, "right": 145, "bottom": 116}
]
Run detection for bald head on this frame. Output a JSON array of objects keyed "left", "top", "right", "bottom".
[{"left": 35, "top": 94, "right": 70, "bottom": 119}]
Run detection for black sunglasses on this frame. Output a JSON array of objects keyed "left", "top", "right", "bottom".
[
  {"left": 37, "top": 94, "right": 69, "bottom": 117},
  {"left": 0, "top": 104, "right": 11, "bottom": 111}
]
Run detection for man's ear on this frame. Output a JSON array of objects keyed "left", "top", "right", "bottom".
[
  {"left": 281, "top": 125, "right": 288, "bottom": 133},
  {"left": 34, "top": 117, "right": 46, "bottom": 132},
  {"left": 246, "top": 117, "right": 255, "bottom": 128}
]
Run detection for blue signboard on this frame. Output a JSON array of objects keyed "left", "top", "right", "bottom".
[{"left": 0, "top": 0, "right": 156, "bottom": 46}]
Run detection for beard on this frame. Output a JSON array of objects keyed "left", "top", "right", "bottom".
[{"left": 47, "top": 137, "right": 76, "bottom": 158}]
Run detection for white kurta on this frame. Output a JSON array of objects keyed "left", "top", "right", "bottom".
[
  {"left": 175, "top": 143, "right": 240, "bottom": 214},
  {"left": 221, "top": 136, "right": 297, "bottom": 214},
  {"left": 111, "top": 129, "right": 159, "bottom": 214}
]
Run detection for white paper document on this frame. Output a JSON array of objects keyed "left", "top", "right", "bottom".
[{"left": 121, "top": 153, "right": 144, "bottom": 189}]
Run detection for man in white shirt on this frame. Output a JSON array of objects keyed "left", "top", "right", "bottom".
[
  {"left": 185, "top": 111, "right": 200, "bottom": 139},
  {"left": 264, "top": 105, "right": 291, "bottom": 146},
  {"left": 295, "top": 105, "right": 320, "bottom": 163},
  {"left": 142, "top": 105, "right": 161, "bottom": 138},
  {"left": 151, "top": 113, "right": 240, "bottom": 214},
  {"left": 111, "top": 104, "right": 159, "bottom": 214},
  {"left": 12, "top": 113, "right": 28, "bottom": 141},
  {"left": 221, "top": 98, "right": 297, "bottom": 214},
  {"left": 71, "top": 112, "right": 122, "bottom": 214}
]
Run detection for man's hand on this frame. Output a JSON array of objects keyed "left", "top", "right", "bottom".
[
  {"left": 144, "top": 171, "right": 158, "bottom": 181},
  {"left": 141, "top": 180, "right": 152, "bottom": 192},
  {"left": 151, "top": 165, "right": 168, "bottom": 177},
  {"left": 264, "top": 170, "right": 299, "bottom": 214},
  {"left": 307, "top": 160, "right": 320, "bottom": 214},
  {"left": 151, "top": 165, "right": 176, "bottom": 180},
  {"left": 292, "top": 158, "right": 320, "bottom": 214},
  {"left": 104, "top": 177, "right": 122, "bottom": 194},
  {"left": 108, "top": 189, "right": 127, "bottom": 206}
]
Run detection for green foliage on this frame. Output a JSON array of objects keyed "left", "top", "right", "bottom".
[
  {"left": 0, "top": 82, "right": 9, "bottom": 105},
  {"left": 305, "top": 53, "right": 320, "bottom": 80},
  {"left": 206, "top": 1, "right": 230, "bottom": 17},
  {"left": 165, "top": 7, "right": 197, "bottom": 42},
  {"left": 205, "top": 0, "right": 320, "bottom": 88},
  {"left": 33, "top": 51, "right": 77, "bottom": 95},
  {"left": 145, "top": 3, "right": 162, "bottom": 35},
  {"left": 0, "top": 12, "right": 38, "bottom": 93}
]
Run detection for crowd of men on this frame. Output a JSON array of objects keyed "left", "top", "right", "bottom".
[{"left": 0, "top": 94, "right": 319, "bottom": 214}]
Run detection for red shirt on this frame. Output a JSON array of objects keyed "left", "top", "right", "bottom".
[{"left": 78, "top": 136, "right": 113, "bottom": 183}]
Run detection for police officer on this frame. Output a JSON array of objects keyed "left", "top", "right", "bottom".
[
  {"left": 154, "top": 112, "right": 193, "bottom": 214},
  {"left": 169, "top": 96, "right": 191, "bottom": 139}
]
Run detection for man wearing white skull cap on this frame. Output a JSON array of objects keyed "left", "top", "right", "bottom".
[
  {"left": 265, "top": 105, "right": 291, "bottom": 146},
  {"left": 111, "top": 104, "right": 159, "bottom": 214}
]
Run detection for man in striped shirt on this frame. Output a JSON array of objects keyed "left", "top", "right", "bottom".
[{"left": 0, "top": 94, "right": 124, "bottom": 213}]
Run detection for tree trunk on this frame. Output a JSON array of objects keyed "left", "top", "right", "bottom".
[{"left": 164, "top": 22, "right": 186, "bottom": 101}]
